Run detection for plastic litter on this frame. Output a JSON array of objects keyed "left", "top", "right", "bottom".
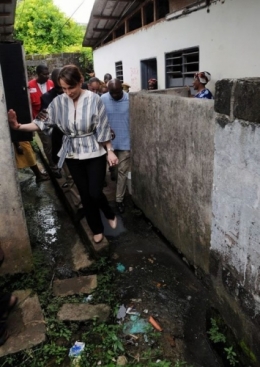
[
  {"left": 149, "top": 316, "right": 163, "bottom": 332},
  {"left": 123, "top": 316, "right": 151, "bottom": 334},
  {"left": 126, "top": 307, "right": 140, "bottom": 316},
  {"left": 131, "top": 298, "right": 142, "bottom": 302},
  {"left": 117, "top": 263, "right": 126, "bottom": 272},
  {"left": 83, "top": 295, "right": 93, "bottom": 303},
  {"left": 117, "top": 304, "right": 127, "bottom": 320},
  {"left": 69, "top": 341, "right": 85, "bottom": 357}
]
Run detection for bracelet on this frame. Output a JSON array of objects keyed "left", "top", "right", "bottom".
[{"left": 107, "top": 148, "right": 114, "bottom": 152}]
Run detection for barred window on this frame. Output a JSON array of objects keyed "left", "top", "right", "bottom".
[
  {"left": 115, "top": 61, "right": 124, "bottom": 82},
  {"left": 165, "top": 46, "right": 199, "bottom": 88}
]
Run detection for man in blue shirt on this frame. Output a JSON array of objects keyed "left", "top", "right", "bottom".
[{"left": 101, "top": 79, "right": 130, "bottom": 213}]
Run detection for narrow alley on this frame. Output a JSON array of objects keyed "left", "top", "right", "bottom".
[{"left": 0, "top": 145, "right": 241, "bottom": 367}]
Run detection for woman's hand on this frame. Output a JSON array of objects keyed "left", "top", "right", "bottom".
[
  {"left": 107, "top": 150, "right": 118, "bottom": 166},
  {"left": 8, "top": 110, "right": 21, "bottom": 130}
]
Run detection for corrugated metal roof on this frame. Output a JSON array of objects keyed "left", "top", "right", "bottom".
[
  {"left": 0, "top": 0, "right": 17, "bottom": 41},
  {"left": 83, "top": 0, "right": 146, "bottom": 48}
]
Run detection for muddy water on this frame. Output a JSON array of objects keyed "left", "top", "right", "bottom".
[{"left": 19, "top": 168, "right": 80, "bottom": 278}]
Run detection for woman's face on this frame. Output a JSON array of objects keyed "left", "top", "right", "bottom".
[{"left": 59, "top": 79, "right": 82, "bottom": 101}]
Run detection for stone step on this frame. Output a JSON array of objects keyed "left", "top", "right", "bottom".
[
  {"left": 53, "top": 275, "right": 97, "bottom": 297},
  {"left": 57, "top": 303, "right": 110, "bottom": 322},
  {"left": 71, "top": 238, "right": 94, "bottom": 272},
  {"left": 0, "top": 290, "right": 46, "bottom": 357}
]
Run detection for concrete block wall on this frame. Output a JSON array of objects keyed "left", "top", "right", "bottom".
[
  {"left": 210, "top": 78, "right": 260, "bottom": 364},
  {"left": 0, "top": 65, "right": 32, "bottom": 274},
  {"left": 130, "top": 91, "right": 215, "bottom": 273}
]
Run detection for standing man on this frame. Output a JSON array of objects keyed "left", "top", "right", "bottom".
[
  {"left": 101, "top": 79, "right": 130, "bottom": 214},
  {"left": 28, "top": 64, "right": 56, "bottom": 171}
]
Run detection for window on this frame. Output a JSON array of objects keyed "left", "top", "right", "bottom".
[
  {"left": 115, "top": 61, "right": 124, "bottom": 82},
  {"left": 144, "top": 1, "right": 154, "bottom": 25},
  {"left": 156, "top": 0, "right": 170, "bottom": 19},
  {"left": 141, "top": 58, "right": 157, "bottom": 89},
  {"left": 128, "top": 10, "right": 142, "bottom": 32},
  {"left": 165, "top": 46, "right": 199, "bottom": 88}
]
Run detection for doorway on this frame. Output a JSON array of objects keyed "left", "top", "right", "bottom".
[{"left": 141, "top": 58, "right": 157, "bottom": 89}]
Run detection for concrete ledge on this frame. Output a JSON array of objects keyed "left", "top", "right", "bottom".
[
  {"left": 53, "top": 275, "right": 97, "bottom": 297},
  {"left": 0, "top": 290, "right": 46, "bottom": 357},
  {"left": 57, "top": 303, "right": 110, "bottom": 322}
]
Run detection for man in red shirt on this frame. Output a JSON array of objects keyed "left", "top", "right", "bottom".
[{"left": 28, "top": 65, "right": 59, "bottom": 174}]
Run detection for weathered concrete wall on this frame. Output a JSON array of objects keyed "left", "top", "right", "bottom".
[
  {"left": 0, "top": 65, "right": 32, "bottom": 274},
  {"left": 130, "top": 92, "right": 215, "bottom": 272},
  {"left": 25, "top": 53, "right": 88, "bottom": 79},
  {"left": 210, "top": 78, "right": 260, "bottom": 364}
]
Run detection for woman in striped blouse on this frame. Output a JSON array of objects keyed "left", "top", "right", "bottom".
[{"left": 8, "top": 64, "right": 118, "bottom": 244}]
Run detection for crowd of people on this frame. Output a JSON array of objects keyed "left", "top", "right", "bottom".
[
  {"left": 8, "top": 64, "right": 131, "bottom": 245},
  {"left": 4, "top": 64, "right": 213, "bottom": 346}
]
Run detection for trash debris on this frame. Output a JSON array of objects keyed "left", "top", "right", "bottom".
[
  {"left": 149, "top": 316, "right": 163, "bottom": 332},
  {"left": 129, "top": 267, "right": 133, "bottom": 271},
  {"left": 117, "top": 355, "right": 128, "bottom": 365},
  {"left": 148, "top": 258, "right": 154, "bottom": 263},
  {"left": 187, "top": 295, "right": 192, "bottom": 301},
  {"left": 144, "top": 334, "right": 149, "bottom": 343},
  {"left": 117, "top": 263, "right": 126, "bottom": 272},
  {"left": 123, "top": 316, "right": 151, "bottom": 334},
  {"left": 126, "top": 307, "right": 140, "bottom": 316},
  {"left": 69, "top": 341, "right": 85, "bottom": 357},
  {"left": 83, "top": 294, "right": 93, "bottom": 303},
  {"left": 131, "top": 298, "right": 142, "bottom": 303},
  {"left": 143, "top": 309, "right": 149, "bottom": 314},
  {"left": 117, "top": 304, "right": 127, "bottom": 320}
]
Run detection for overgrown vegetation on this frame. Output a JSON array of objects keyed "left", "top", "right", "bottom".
[
  {"left": 14, "top": 0, "right": 88, "bottom": 55},
  {"left": 0, "top": 251, "right": 189, "bottom": 366},
  {"left": 208, "top": 317, "right": 239, "bottom": 366}
]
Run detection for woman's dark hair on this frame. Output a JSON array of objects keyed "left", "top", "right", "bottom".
[{"left": 58, "top": 65, "right": 83, "bottom": 86}]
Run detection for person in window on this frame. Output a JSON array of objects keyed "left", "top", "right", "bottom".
[
  {"left": 8, "top": 65, "right": 118, "bottom": 245},
  {"left": 148, "top": 78, "right": 158, "bottom": 90},
  {"left": 189, "top": 71, "right": 213, "bottom": 99}
]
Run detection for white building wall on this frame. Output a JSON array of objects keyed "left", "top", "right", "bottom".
[{"left": 93, "top": 0, "right": 260, "bottom": 93}]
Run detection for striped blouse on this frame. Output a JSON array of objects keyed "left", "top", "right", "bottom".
[{"left": 34, "top": 90, "right": 111, "bottom": 168}]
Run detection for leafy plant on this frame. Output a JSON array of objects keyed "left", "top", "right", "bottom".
[
  {"left": 208, "top": 318, "right": 226, "bottom": 343},
  {"left": 15, "top": 0, "right": 84, "bottom": 54},
  {"left": 224, "top": 346, "right": 238, "bottom": 366}
]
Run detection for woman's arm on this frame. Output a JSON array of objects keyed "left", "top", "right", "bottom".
[
  {"left": 102, "top": 141, "right": 118, "bottom": 166},
  {"left": 8, "top": 109, "right": 40, "bottom": 131}
]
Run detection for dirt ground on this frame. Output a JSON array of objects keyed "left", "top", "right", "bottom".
[{"left": 17, "top": 163, "right": 226, "bottom": 366}]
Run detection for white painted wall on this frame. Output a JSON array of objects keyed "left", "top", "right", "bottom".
[
  {"left": 211, "top": 120, "right": 260, "bottom": 295},
  {"left": 93, "top": 0, "right": 260, "bottom": 93}
]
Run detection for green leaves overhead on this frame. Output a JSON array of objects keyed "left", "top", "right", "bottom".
[{"left": 14, "top": 0, "right": 86, "bottom": 54}]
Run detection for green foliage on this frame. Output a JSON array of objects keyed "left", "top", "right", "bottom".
[
  {"left": 208, "top": 318, "right": 226, "bottom": 343},
  {"left": 239, "top": 340, "right": 257, "bottom": 363},
  {"left": 14, "top": 0, "right": 85, "bottom": 54},
  {"left": 224, "top": 346, "right": 238, "bottom": 366},
  {"left": 208, "top": 318, "right": 238, "bottom": 366}
]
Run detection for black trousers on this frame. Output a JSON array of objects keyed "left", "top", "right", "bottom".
[{"left": 66, "top": 155, "right": 115, "bottom": 234}]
